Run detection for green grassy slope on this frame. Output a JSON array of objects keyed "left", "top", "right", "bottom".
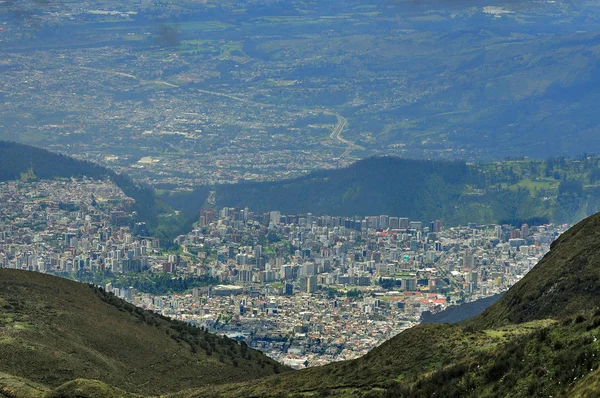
[
  {"left": 469, "top": 212, "right": 600, "bottom": 329},
  {"left": 15, "top": 312, "right": 593, "bottom": 398},
  {"left": 0, "top": 372, "right": 47, "bottom": 398},
  {"left": 44, "top": 379, "right": 141, "bottom": 398},
  {"left": 175, "top": 315, "right": 600, "bottom": 398},
  {"left": 173, "top": 321, "right": 545, "bottom": 397},
  {"left": 0, "top": 270, "right": 288, "bottom": 396}
]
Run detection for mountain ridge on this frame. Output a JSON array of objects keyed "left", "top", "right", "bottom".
[{"left": 167, "top": 155, "right": 600, "bottom": 226}]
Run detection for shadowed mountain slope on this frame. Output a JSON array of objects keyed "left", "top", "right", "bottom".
[
  {"left": 0, "top": 270, "right": 288, "bottom": 396},
  {"left": 170, "top": 155, "right": 600, "bottom": 227},
  {"left": 215, "top": 157, "right": 469, "bottom": 221}
]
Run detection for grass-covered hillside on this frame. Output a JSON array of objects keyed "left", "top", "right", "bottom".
[
  {"left": 468, "top": 212, "right": 600, "bottom": 329},
  {"left": 174, "top": 212, "right": 600, "bottom": 397},
  {"left": 0, "top": 270, "right": 288, "bottom": 397}
]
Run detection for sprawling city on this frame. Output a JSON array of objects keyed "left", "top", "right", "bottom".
[
  {"left": 4, "top": 0, "right": 600, "bottom": 396},
  {"left": 0, "top": 178, "right": 566, "bottom": 369}
]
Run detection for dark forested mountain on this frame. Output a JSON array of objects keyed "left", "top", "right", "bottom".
[
  {"left": 0, "top": 270, "right": 288, "bottom": 397},
  {"left": 189, "top": 155, "right": 600, "bottom": 227},
  {"left": 0, "top": 140, "right": 110, "bottom": 182},
  {"left": 6, "top": 139, "right": 600, "bottom": 238},
  {"left": 217, "top": 157, "right": 468, "bottom": 221}
]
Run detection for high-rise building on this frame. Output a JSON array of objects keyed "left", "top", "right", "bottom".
[
  {"left": 255, "top": 245, "right": 262, "bottom": 259},
  {"left": 470, "top": 271, "right": 479, "bottom": 289},
  {"left": 269, "top": 211, "right": 280, "bottom": 224},
  {"left": 379, "top": 215, "right": 389, "bottom": 229},
  {"left": 307, "top": 275, "right": 318, "bottom": 293},
  {"left": 285, "top": 282, "right": 294, "bottom": 296},
  {"left": 463, "top": 253, "right": 475, "bottom": 269},
  {"left": 219, "top": 207, "right": 229, "bottom": 219},
  {"left": 409, "top": 221, "right": 422, "bottom": 230},
  {"left": 404, "top": 278, "right": 417, "bottom": 291},
  {"left": 429, "top": 220, "right": 441, "bottom": 233},
  {"left": 200, "top": 208, "right": 216, "bottom": 225},
  {"left": 368, "top": 216, "right": 379, "bottom": 229},
  {"left": 299, "top": 277, "right": 308, "bottom": 292},
  {"left": 281, "top": 264, "right": 293, "bottom": 280},
  {"left": 521, "top": 223, "right": 530, "bottom": 238},
  {"left": 494, "top": 225, "right": 503, "bottom": 239},
  {"left": 238, "top": 269, "right": 253, "bottom": 283}
]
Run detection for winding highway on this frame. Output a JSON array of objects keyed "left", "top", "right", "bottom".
[{"left": 328, "top": 113, "right": 362, "bottom": 158}]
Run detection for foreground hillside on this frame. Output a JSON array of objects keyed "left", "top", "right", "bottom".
[
  {"left": 178, "top": 212, "right": 600, "bottom": 397},
  {"left": 0, "top": 270, "right": 288, "bottom": 396}
]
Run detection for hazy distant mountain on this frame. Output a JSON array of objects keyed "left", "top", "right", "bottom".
[{"left": 2, "top": 0, "right": 600, "bottom": 186}]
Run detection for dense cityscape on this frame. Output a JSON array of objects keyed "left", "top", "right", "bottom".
[
  {"left": 0, "top": 178, "right": 566, "bottom": 368},
  {"left": 4, "top": 0, "right": 600, "bottom": 395}
]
